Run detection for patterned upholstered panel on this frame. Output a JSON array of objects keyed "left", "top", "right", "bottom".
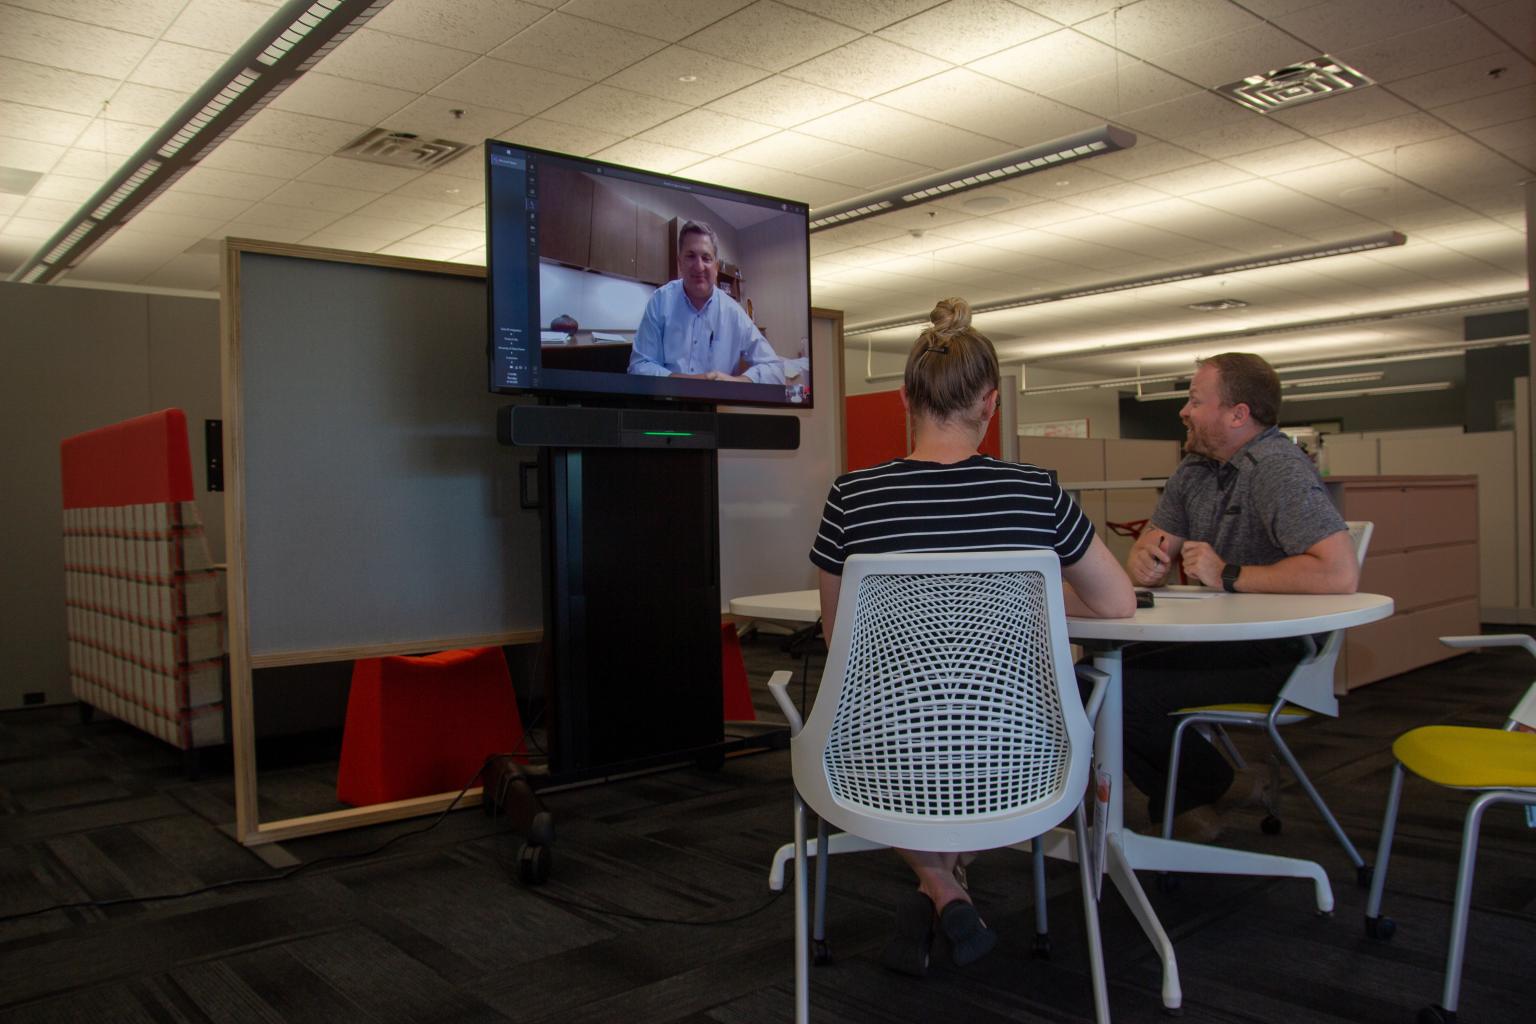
[{"left": 60, "top": 411, "right": 226, "bottom": 750}]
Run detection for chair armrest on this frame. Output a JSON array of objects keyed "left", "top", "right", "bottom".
[
  {"left": 1441, "top": 634, "right": 1536, "bottom": 659},
  {"left": 766, "top": 670, "right": 802, "bottom": 736},
  {"left": 1075, "top": 665, "right": 1110, "bottom": 725}
]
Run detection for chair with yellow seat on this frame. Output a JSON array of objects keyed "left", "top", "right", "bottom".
[
  {"left": 1363, "top": 633, "right": 1536, "bottom": 1024},
  {"left": 1161, "top": 520, "right": 1375, "bottom": 883}
]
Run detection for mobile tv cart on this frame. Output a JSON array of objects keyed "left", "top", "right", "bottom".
[{"left": 499, "top": 402, "right": 799, "bottom": 782}]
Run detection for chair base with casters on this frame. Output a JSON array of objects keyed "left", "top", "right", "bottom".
[{"left": 1363, "top": 633, "right": 1536, "bottom": 1024}]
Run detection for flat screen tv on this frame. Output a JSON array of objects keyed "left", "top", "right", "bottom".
[{"left": 485, "top": 140, "right": 814, "bottom": 409}]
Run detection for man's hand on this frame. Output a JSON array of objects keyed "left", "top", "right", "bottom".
[
  {"left": 704, "top": 370, "right": 749, "bottom": 382},
  {"left": 1180, "top": 541, "right": 1226, "bottom": 588},
  {"left": 1128, "top": 531, "right": 1173, "bottom": 586}
]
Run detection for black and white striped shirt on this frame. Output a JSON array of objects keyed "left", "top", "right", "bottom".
[{"left": 809, "top": 456, "right": 1096, "bottom": 575}]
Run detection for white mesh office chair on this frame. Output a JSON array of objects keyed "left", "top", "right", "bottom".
[
  {"left": 765, "top": 551, "right": 1110, "bottom": 1024},
  {"left": 1161, "top": 521, "right": 1375, "bottom": 884},
  {"left": 1365, "top": 633, "right": 1536, "bottom": 1024}
]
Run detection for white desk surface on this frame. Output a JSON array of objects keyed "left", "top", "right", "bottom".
[{"left": 729, "top": 588, "right": 1394, "bottom": 639}]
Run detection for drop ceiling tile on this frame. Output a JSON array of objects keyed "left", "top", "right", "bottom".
[
  {"left": 1116, "top": 91, "right": 1253, "bottom": 140},
  {"left": 725, "top": 131, "right": 860, "bottom": 172},
  {"left": 1266, "top": 87, "right": 1418, "bottom": 136},
  {"left": 101, "top": 83, "right": 197, "bottom": 130},
  {"left": 1076, "top": 0, "right": 1264, "bottom": 60},
  {"left": 924, "top": 213, "right": 1032, "bottom": 242},
  {"left": 880, "top": 68, "right": 1097, "bottom": 145},
  {"left": 403, "top": 225, "right": 484, "bottom": 251},
  {"left": 269, "top": 73, "right": 416, "bottom": 126},
  {"left": 592, "top": 138, "right": 712, "bottom": 172},
  {"left": 128, "top": 41, "right": 227, "bottom": 92},
  {"left": 605, "top": 46, "right": 770, "bottom": 105},
  {"left": 309, "top": 213, "right": 419, "bottom": 243},
  {"left": 264, "top": 180, "right": 379, "bottom": 215},
  {"left": 392, "top": 170, "right": 480, "bottom": 203},
  {"left": 378, "top": 240, "right": 466, "bottom": 261},
  {"left": 1224, "top": 139, "right": 1349, "bottom": 176},
  {"left": 785, "top": 36, "right": 950, "bottom": 100},
  {"left": 16, "top": 195, "right": 77, "bottom": 222},
  {"left": 538, "top": 84, "right": 690, "bottom": 136},
  {"left": 1335, "top": 17, "right": 1508, "bottom": 85},
  {"left": 498, "top": 117, "right": 624, "bottom": 155},
  {"left": 143, "top": 252, "right": 220, "bottom": 293},
  {"left": 29, "top": 174, "right": 104, "bottom": 202},
  {"left": 297, "top": 155, "right": 422, "bottom": 193},
  {"left": 559, "top": 0, "right": 752, "bottom": 42},
  {"left": 366, "top": 0, "right": 547, "bottom": 51},
  {"left": 490, "top": 12, "right": 666, "bottom": 83},
  {"left": 0, "top": 7, "right": 154, "bottom": 79},
  {"left": 778, "top": 0, "right": 948, "bottom": 32},
  {"left": 678, "top": 157, "right": 852, "bottom": 205},
  {"left": 1275, "top": 0, "right": 1468, "bottom": 52},
  {"left": 798, "top": 102, "right": 1009, "bottom": 167},
  {"left": 383, "top": 96, "right": 522, "bottom": 143},
  {"left": 1477, "top": 0, "right": 1535, "bottom": 59},
  {"left": 706, "top": 75, "right": 860, "bottom": 128},
  {"left": 123, "top": 209, "right": 231, "bottom": 238},
  {"left": 0, "top": 101, "right": 90, "bottom": 147},
  {"left": 1, "top": 215, "right": 62, "bottom": 240},
  {"left": 1114, "top": 195, "right": 1312, "bottom": 248},
  {"left": 1177, "top": 118, "right": 1307, "bottom": 159},
  {"left": 226, "top": 202, "right": 344, "bottom": 231},
  {"left": 319, "top": 28, "right": 477, "bottom": 94},
  {"left": 988, "top": 229, "right": 1154, "bottom": 270},
  {"left": 356, "top": 194, "right": 474, "bottom": 223},
  {"left": 1137, "top": 161, "right": 1255, "bottom": 195},
  {"left": 432, "top": 58, "right": 589, "bottom": 116},
  {"left": 1385, "top": 49, "right": 1533, "bottom": 108},
  {"left": 442, "top": 204, "right": 487, "bottom": 230},
  {"left": 1430, "top": 84, "right": 1536, "bottom": 132},
  {"left": 1057, "top": 181, "right": 1170, "bottom": 213},
  {"left": 1472, "top": 117, "right": 1536, "bottom": 170},
  {"left": 1005, "top": 166, "right": 1128, "bottom": 200},
  {"left": 174, "top": 164, "right": 286, "bottom": 201},
  {"left": 810, "top": 219, "right": 907, "bottom": 247},
  {"left": 231, "top": 109, "right": 371, "bottom": 156},
  {"left": 989, "top": 198, "right": 1095, "bottom": 229},
  {"left": 877, "top": 0, "right": 1056, "bottom": 63},
  {"left": 804, "top": 150, "right": 932, "bottom": 189},
  {"left": 164, "top": 0, "right": 281, "bottom": 53},
  {"left": 1362, "top": 135, "right": 1528, "bottom": 194},
  {"left": 1088, "top": 141, "right": 1207, "bottom": 180},
  {"left": 1155, "top": 23, "right": 1317, "bottom": 89},
  {"left": 197, "top": 140, "right": 325, "bottom": 178},
  {"left": 4, "top": 0, "right": 187, "bottom": 36},
  {"left": 970, "top": 29, "right": 1116, "bottom": 93},
  {"left": 684, "top": 1, "right": 863, "bottom": 72},
  {"left": 0, "top": 138, "right": 63, "bottom": 173},
  {"left": 638, "top": 109, "right": 778, "bottom": 155},
  {"left": 1050, "top": 215, "right": 1219, "bottom": 257},
  {"left": 1044, "top": 59, "right": 1202, "bottom": 120},
  {"left": 1317, "top": 112, "right": 1460, "bottom": 156},
  {"left": 0, "top": 58, "right": 116, "bottom": 116},
  {"left": 145, "top": 191, "right": 252, "bottom": 221}
]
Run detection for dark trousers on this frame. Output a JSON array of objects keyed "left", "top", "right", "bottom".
[{"left": 1118, "top": 637, "right": 1309, "bottom": 820}]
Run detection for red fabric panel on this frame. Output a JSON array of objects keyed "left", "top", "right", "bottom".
[
  {"left": 337, "top": 646, "right": 527, "bottom": 806},
  {"left": 980, "top": 410, "right": 1002, "bottom": 458},
  {"left": 60, "top": 409, "right": 194, "bottom": 509},
  {"left": 720, "top": 622, "right": 756, "bottom": 721},
  {"left": 845, "top": 389, "right": 907, "bottom": 471}
]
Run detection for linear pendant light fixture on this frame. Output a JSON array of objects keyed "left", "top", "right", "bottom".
[
  {"left": 808, "top": 125, "right": 1137, "bottom": 233},
  {"left": 844, "top": 230, "right": 1408, "bottom": 338},
  {"left": 10, "top": 0, "right": 396, "bottom": 285}
]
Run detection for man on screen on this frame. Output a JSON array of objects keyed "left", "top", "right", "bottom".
[{"left": 627, "top": 220, "right": 786, "bottom": 384}]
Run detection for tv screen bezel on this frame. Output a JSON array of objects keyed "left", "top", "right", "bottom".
[{"left": 484, "top": 139, "right": 815, "bottom": 411}]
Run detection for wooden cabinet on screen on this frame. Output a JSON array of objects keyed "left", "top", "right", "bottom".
[
  {"left": 1326, "top": 475, "right": 1480, "bottom": 692},
  {"left": 589, "top": 181, "right": 637, "bottom": 278},
  {"left": 538, "top": 162, "right": 592, "bottom": 269}
]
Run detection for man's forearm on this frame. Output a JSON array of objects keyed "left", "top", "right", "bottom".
[{"left": 1233, "top": 553, "right": 1357, "bottom": 594}]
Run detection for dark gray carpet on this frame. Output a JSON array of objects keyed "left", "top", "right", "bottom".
[{"left": 2, "top": 629, "right": 1533, "bottom": 1023}]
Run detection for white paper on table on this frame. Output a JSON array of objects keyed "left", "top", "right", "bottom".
[
  {"left": 1091, "top": 766, "right": 1110, "bottom": 898},
  {"left": 1150, "top": 585, "right": 1224, "bottom": 599}
]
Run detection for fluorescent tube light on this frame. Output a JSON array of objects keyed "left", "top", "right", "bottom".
[
  {"left": 810, "top": 125, "right": 1135, "bottom": 233},
  {"left": 10, "top": 0, "right": 395, "bottom": 285},
  {"left": 1284, "top": 381, "right": 1453, "bottom": 403}
]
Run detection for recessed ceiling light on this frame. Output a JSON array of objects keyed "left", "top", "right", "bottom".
[
  {"left": 1216, "top": 56, "right": 1375, "bottom": 114},
  {"left": 1054, "top": 178, "right": 1071, "bottom": 186},
  {"left": 1186, "top": 298, "right": 1250, "bottom": 311},
  {"left": 678, "top": 74, "right": 699, "bottom": 82},
  {"left": 962, "top": 194, "right": 1010, "bottom": 214}
]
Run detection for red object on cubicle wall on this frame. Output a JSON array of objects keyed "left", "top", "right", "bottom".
[
  {"left": 980, "top": 409, "right": 1001, "bottom": 459},
  {"left": 844, "top": 390, "right": 907, "bottom": 471},
  {"left": 60, "top": 408, "right": 195, "bottom": 508}
]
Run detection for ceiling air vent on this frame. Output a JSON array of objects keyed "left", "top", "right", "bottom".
[
  {"left": 1216, "top": 57, "right": 1374, "bottom": 114},
  {"left": 336, "top": 129, "right": 471, "bottom": 170},
  {"left": 1187, "top": 298, "right": 1249, "bottom": 311}
]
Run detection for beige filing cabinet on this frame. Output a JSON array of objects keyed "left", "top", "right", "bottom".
[
  {"left": 1016, "top": 436, "right": 1182, "bottom": 566},
  {"left": 1326, "top": 475, "right": 1480, "bottom": 691}
]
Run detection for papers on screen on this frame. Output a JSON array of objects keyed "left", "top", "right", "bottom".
[{"left": 1151, "top": 585, "right": 1224, "bottom": 599}]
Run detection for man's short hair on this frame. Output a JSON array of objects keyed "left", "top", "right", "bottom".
[
  {"left": 1199, "top": 352, "right": 1281, "bottom": 426},
  {"left": 677, "top": 220, "right": 719, "bottom": 259}
]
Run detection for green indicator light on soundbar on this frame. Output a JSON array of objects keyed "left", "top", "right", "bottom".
[{"left": 643, "top": 430, "right": 693, "bottom": 437}]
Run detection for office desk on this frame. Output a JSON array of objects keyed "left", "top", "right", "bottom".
[{"left": 733, "top": 586, "right": 1394, "bottom": 1010}]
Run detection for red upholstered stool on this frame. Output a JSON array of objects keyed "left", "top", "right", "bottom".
[
  {"left": 721, "top": 623, "right": 757, "bottom": 721},
  {"left": 337, "top": 646, "right": 526, "bottom": 806}
]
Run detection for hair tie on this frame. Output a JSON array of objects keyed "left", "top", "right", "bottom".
[{"left": 922, "top": 343, "right": 950, "bottom": 356}]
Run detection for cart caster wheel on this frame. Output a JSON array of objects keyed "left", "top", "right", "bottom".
[
  {"left": 1260, "top": 815, "right": 1282, "bottom": 835},
  {"left": 1031, "top": 932, "right": 1051, "bottom": 960},
  {"left": 1364, "top": 914, "right": 1396, "bottom": 941},
  {"left": 517, "top": 842, "right": 551, "bottom": 885},
  {"left": 1156, "top": 873, "right": 1180, "bottom": 893},
  {"left": 1417, "top": 1005, "right": 1454, "bottom": 1024},
  {"left": 1356, "top": 863, "right": 1373, "bottom": 889},
  {"left": 812, "top": 939, "right": 832, "bottom": 965}
]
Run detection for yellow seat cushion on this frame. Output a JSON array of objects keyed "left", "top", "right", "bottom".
[
  {"left": 1393, "top": 726, "right": 1536, "bottom": 789},
  {"left": 1172, "top": 703, "right": 1311, "bottom": 718}
]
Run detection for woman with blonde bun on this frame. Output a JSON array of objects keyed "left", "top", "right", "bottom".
[{"left": 809, "top": 297, "right": 1135, "bottom": 975}]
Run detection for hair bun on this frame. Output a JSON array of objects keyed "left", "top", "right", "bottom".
[{"left": 929, "top": 296, "right": 972, "bottom": 337}]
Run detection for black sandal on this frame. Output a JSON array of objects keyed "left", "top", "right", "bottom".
[
  {"left": 880, "top": 890, "right": 935, "bottom": 976},
  {"left": 939, "top": 899, "right": 997, "bottom": 967}
]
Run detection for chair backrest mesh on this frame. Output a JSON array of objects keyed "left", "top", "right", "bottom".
[{"left": 823, "top": 568, "right": 1067, "bottom": 820}]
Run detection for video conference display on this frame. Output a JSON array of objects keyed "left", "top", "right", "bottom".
[{"left": 485, "top": 140, "right": 814, "bottom": 408}]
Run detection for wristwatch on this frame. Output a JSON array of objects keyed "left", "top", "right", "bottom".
[{"left": 1221, "top": 563, "right": 1242, "bottom": 593}]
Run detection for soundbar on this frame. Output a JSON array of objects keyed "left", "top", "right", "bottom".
[{"left": 499, "top": 405, "right": 800, "bottom": 451}]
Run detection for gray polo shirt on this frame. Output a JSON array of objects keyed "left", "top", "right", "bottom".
[{"left": 1150, "top": 426, "right": 1346, "bottom": 567}]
